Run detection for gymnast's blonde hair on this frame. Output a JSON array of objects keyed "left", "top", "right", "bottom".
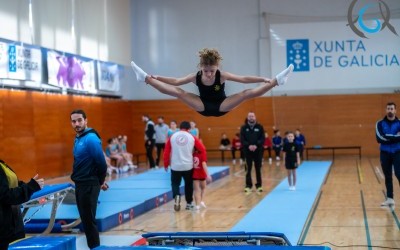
[{"left": 198, "top": 48, "right": 223, "bottom": 67}]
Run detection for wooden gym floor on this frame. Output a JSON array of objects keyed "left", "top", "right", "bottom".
[{"left": 47, "top": 156, "right": 400, "bottom": 250}]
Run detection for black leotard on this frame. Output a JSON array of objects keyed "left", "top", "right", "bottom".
[{"left": 195, "top": 70, "right": 228, "bottom": 117}]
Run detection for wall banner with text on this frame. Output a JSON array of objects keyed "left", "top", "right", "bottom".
[
  {"left": 0, "top": 42, "right": 42, "bottom": 82},
  {"left": 270, "top": 19, "right": 399, "bottom": 93},
  {"left": 97, "top": 61, "right": 120, "bottom": 92}
]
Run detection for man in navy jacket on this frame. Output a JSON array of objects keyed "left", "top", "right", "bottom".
[
  {"left": 70, "top": 109, "right": 108, "bottom": 249},
  {"left": 376, "top": 102, "right": 400, "bottom": 206}
]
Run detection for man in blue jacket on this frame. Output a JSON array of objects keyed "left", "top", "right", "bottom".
[
  {"left": 376, "top": 102, "right": 400, "bottom": 206},
  {"left": 70, "top": 109, "right": 108, "bottom": 249}
]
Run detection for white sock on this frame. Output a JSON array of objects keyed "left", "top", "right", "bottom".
[
  {"left": 276, "top": 64, "right": 294, "bottom": 86},
  {"left": 131, "top": 61, "right": 148, "bottom": 82}
]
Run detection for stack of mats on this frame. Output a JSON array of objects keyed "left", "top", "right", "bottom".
[{"left": 24, "top": 166, "right": 229, "bottom": 232}]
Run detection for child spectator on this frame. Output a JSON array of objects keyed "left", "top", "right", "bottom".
[
  {"left": 294, "top": 129, "right": 306, "bottom": 160},
  {"left": 282, "top": 131, "right": 301, "bottom": 191},
  {"left": 106, "top": 137, "right": 128, "bottom": 172},
  {"left": 103, "top": 151, "right": 119, "bottom": 175},
  {"left": 263, "top": 132, "right": 273, "bottom": 164},
  {"left": 219, "top": 133, "right": 231, "bottom": 150},
  {"left": 193, "top": 147, "right": 211, "bottom": 210},
  {"left": 231, "top": 133, "right": 244, "bottom": 165},
  {"left": 167, "top": 120, "right": 180, "bottom": 138},
  {"left": 118, "top": 135, "right": 137, "bottom": 169},
  {"left": 272, "top": 129, "right": 283, "bottom": 161}
]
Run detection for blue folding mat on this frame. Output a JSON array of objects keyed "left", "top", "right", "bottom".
[{"left": 24, "top": 166, "right": 230, "bottom": 232}]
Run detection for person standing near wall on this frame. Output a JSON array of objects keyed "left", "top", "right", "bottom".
[
  {"left": 376, "top": 102, "right": 400, "bottom": 206},
  {"left": 294, "top": 129, "right": 306, "bottom": 160},
  {"left": 70, "top": 109, "right": 109, "bottom": 249},
  {"left": 164, "top": 121, "right": 206, "bottom": 211},
  {"left": 241, "top": 112, "right": 265, "bottom": 193},
  {"left": 0, "top": 160, "right": 44, "bottom": 250},
  {"left": 155, "top": 116, "right": 169, "bottom": 168},
  {"left": 142, "top": 115, "right": 156, "bottom": 169}
]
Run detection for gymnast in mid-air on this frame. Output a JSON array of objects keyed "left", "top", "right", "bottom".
[{"left": 131, "top": 48, "right": 294, "bottom": 117}]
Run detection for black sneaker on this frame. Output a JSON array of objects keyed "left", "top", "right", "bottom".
[{"left": 174, "top": 195, "right": 181, "bottom": 211}]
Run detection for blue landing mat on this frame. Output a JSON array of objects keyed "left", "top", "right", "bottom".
[
  {"left": 231, "top": 161, "right": 331, "bottom": 245},
  {"left": 9, "top": 236, "right": 76, "bottom": 250},
  {"left": 25, "top": 166, "right": 229, "bottom": 232}
]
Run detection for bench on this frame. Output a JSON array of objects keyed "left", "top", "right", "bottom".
[
  {"left": 132, "top": 153, "right": 147, "bottom": 164},
  {"left": 207, "top": 149, "right": 231, "bottom": 162},
  {"left": 305, "top": 146, "right": 361, "bottom": 161}
]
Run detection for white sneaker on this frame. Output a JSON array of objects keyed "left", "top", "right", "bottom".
[
  {"left": 194, "top": 205, "right": 200, "bottom": 210},
  {"left": 174, "top": 195, "right": 181, "bottom": 211},
  {"left": 381, "top": 198, "right": 395, "bottom": 206},
  {"left": 276, "top": 156, "right": 280, "bottom": 161},
  {"left": 292, "top": 186, "right": 296, "bottom": 191},
  {"left": 268, "top": 158, "right": 272, "bottom": 164},
  {"left": 239, "top": 159, "right": 243, "bottom": 165},
  {"left": 232, "top": 159, "right": 236, "bottom": 165},
  {"left": 200, "top": 201, "right": 207, "bottom": 208}
]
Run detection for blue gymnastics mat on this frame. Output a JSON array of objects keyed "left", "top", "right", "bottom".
[
  {"left": 25, "top": 166, "right": 229, "bottom": 232},
  {"left": 9, "top": 236, "right": 76, "bottom": 250},
  {"left": 231, "top": 161, "right": 331, "bottom": 245}
]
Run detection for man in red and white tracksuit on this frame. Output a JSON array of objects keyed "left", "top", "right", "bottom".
[{"left": 164, "top": 121, "right": 206, "bottom": 211}]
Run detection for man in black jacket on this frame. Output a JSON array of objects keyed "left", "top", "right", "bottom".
[{"left": 240, "top": 112, "right": 265, "bottom": 193}]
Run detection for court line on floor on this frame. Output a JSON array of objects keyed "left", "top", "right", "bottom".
[
  {"left": 298, "top": 191, "right": 323, "bottom": 245},
  {"left": 357, "top": 159, "right": 363, "bottom": 184},
  {"left": 381, "top": 190, "right": 400, "bottom": 230},
  {"left": 360, "top": 190, "right": 372, "bottom": 250},
  {"left": 368, "top": 157, "right": 382, "bottom": 184}
]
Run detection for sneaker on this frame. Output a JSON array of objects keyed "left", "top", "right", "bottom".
[
  {"left": 239, "top": 159, "right": 243, "bottom": 165},
  {"left": 276, "top": 156, "right": 280, "bottom": 161},
  {"left": 292, "top": 186, "right": 296, "bottom": 191},
  {"left": 194, "top": 205, "right": 200, "bottom": 210},
  {"left": 268, "top": 158, "right": 272, "bottom": 164},
  {"left": 185, "top": 203, "right": 194, "bottom": 210},
  {"left": 256, "top": 187, "right": 263, "bottom": 192},
  {"left": 200, "top": 201, "right": 207, "bottom": 208},
  {"left": 232, "top": 159, "right": 236, "bottom": 165},
  {"left": 174, "top": 195, "right": 181, "bottom": 211},
  {"left": 381, "top": 198, "right": 395, "bottom": 206},
  {"left": 244, "top": 187, "right": 251, "bottom": 193}
]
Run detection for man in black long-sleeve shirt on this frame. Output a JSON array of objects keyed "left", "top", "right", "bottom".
[
  {"left": 240, "top": 112, "right": 265, "bottom": 193},
  {"left": 142, "top": 115, "right": 156, "bottom": 169}
]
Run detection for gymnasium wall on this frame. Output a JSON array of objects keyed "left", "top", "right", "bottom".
[{"left": 1, "top": 88, "right": 398, "bottom": 181}]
